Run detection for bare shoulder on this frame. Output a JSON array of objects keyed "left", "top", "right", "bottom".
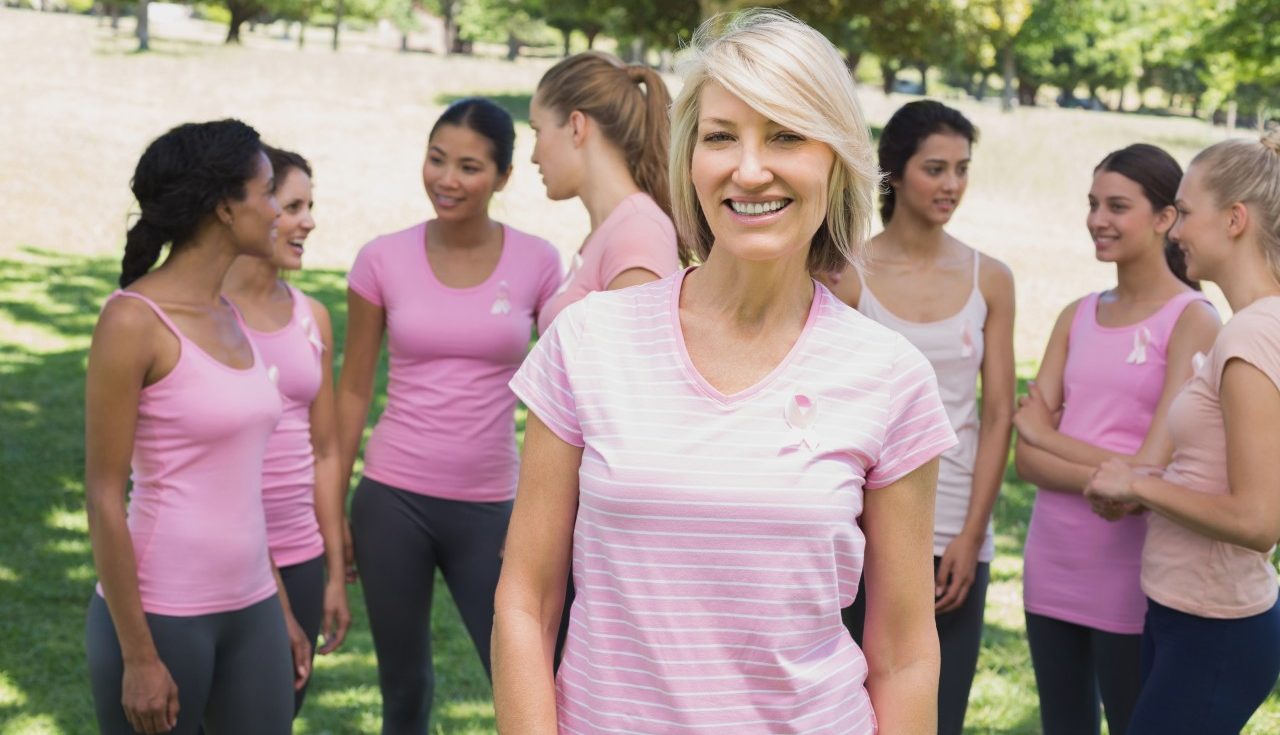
[
  {"left": 95, "top": 294, "right": 159, "bottom": 340},
  {"left": 974, "top": 249, "right": 1014, "bottom": 293},
  {"left": 1174, "top": 297, "right": 1222, "bottom": 333}
]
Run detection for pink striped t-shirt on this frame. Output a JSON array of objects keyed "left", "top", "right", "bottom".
[
  {"left": 510, "top": 269, "right": 957, "bottom": 734},
  {"left": 243, "top": 284, "right": 326, "bottom": 568},
  {"left": 348, "top": 222, "right": 563, "bottom": 502}
]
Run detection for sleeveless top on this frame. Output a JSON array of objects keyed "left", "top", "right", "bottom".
[
  {"left": 855, "top": 249, "right": 992, "bottom": 562},
  {"left": 1023, "top": 289, "right": 1210, "bottom": 633},
  {"left": 242, "top": 284, "right": 326, "bottom": 568},
  {"left": 94, "top": 291, "right": 282, "bottom": 616}
]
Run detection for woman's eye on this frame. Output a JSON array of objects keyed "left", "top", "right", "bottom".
[{"left": 701, "top": 132, "right": 732, "bottom": 143}]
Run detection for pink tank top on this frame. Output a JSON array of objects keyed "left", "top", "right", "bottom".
[
  {"left": 243, "top": 284, "right": 326, "bottom": 568},
  {"left": 855, "top": 250, "right": 993, "bottom": 562},
  {"left": 94, "top": 291, "right": 282, "bottom": 616},
  {"left": 1023, "top": 289, "right": 1209, "bottom": 633}
]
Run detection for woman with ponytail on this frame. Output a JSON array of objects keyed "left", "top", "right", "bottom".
[
  {"left": 84, "top": 119, "right": 308, "bottom": 734},
  {"left": 221, "top": 146, "right": 351, "bottom": 718},
  {"left": 1086, "top": 131, "right": 1280, "bottom": 733},
  {"left": 530, "top": 51, "right": 686, "bottom": 333},
  {"left": 823, "top": 100, "right": 1014, "bottom": 735},
  {"left": 1014, "top": 144, "right": 1221, "bottom": 735}
]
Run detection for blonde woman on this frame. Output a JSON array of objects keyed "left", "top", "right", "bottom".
[
  {"left": 494, "top": 11, "right": 955, "bottom": 734},
  {"left": 1086, "top": 131, "right": 1280, "bottom": 732}
]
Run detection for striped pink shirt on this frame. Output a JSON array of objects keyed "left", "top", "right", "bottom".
[{"left": 510, "top": 269, "right": 957, "bottom": 733}]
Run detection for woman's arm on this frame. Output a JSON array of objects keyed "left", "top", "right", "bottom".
[
  {"left": 605, "top": 267, "right": 660, "bottom": 290},
  {"left": 936, "top": 258, "right": 1015, "bottom": 613},
  {"left": 270, "top": 560, "right": 312, "bottom": 690},
  {"left": 306, "top": 298, "right": 351, "bottom": 653},
  {"left": 85, "top": 300, "right": 180, "bottom": 735},
  {"left": 862, "top": 458, "right": 943, "bottom": 734},
  {"left": 1088, "top": 358, "right": 1280, "bottom": 553},
  {"left": 333, "top": 289, "right": 386, "bottom": 580},
  {"left": 1014, "top": 300, "right": 1087, "bottom": 492},
  {"left": 492, "top": 414, "right": 582, "bottom": 734}
]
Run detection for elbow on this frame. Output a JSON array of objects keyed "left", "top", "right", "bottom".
[{"left": 1244, "top": 525, "right": 1278, "bottom": 555}]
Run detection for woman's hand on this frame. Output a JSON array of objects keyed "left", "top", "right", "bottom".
[
  {"left": 285, "top": 611, "right": 313, "bottom": 691},
  {"left": 121, "top": 657, "right": 180, "bottom": 734},
  {"left": 318, "top": 579, "right": 351, "bottom": 655},
  {"left": 342, "top": 519, "right": 357, "bottom": 583},
  {"left": 1013, "top": 381, "right": 1054, "bottom": 447},
  {"left": 1086, "top": 458, "right": 1139, "bottom": 504},
  {"left": 934, "top": 534, "right": 981, "bottom": 614}
]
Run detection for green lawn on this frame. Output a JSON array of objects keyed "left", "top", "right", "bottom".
[{"left": 1, "top": 246, "right": 1277, "bottom": 733}]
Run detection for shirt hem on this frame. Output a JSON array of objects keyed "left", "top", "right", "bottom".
[
  {"left": 116, "top": 582, "right": 280, "bottom": 618},
  {"left": 1023, "top": 602, "right": 1146, "bottom": 635},
  {"left": 270, "top": 537, "right": 327, "bottom": 568},
  {"left": 362, "top": 468, "right": 517, "bottom": 503},
  {"left": 1143, "top": 586, "right": 1279, "bottom": 620}
]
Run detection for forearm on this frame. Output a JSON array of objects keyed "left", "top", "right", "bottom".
[
  {"left": 1014, "top": 438, "right": 1094, "bottom": 493},
  {"left": 334, "top": 389, "right": 373, "bottom": 494},
  {"left": 313, "top": 451, "right": 346, "bottom": 581},
  {"left": 960, "top": 417, "right": 1010, "bottom": 539},
  {"left": 864, "top": 633, "right": 941, "bottom": 734},
  {"left": 270, "top": 559, "right": 295, "bottom": 618},
  {"left": 1037, "top": 428, "right": 1132, "bottom": 468},
  {"left": 88, "top": 498, "right": 159, "bottom": 664},
  {"left": 492, "top": 606, "right": 560, "bottom": 734},
  {"left": 1134, "top": 475, "right": 1275, "bottom": 553}
]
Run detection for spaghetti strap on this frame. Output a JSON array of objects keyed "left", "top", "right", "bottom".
[
  {"left": 851, "top": 265, "right": 869, "bottom": 311},
  {"left": 971, "top": 249, "right": 981, "bottom": 291},
  {"left": 109, "top": 290, "right": 185, "bottom": 339}
]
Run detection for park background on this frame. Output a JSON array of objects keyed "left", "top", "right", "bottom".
[{"left": 1, "top": 0, "right": 1278, "bottom": 732}]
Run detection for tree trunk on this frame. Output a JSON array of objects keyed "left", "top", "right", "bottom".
[
  {"left": 1000, "top": 41, "right": 1015, "bottom": 112},
  {"left": 297, "top": 19, "right": 305, "bottom": 49},
  {"left": 506, "top": 32, "right": 520, "bottom": 61},
  {"left": 109, "top": 2, "right": 120, "bottom": 29},
  {"left": 584, "top": 27, "right": 599, "bottom": 50},
  {"left": 331, "top": 0, "right": 342, "bottom": 51},
  {"left": 440, "top": 0, "right": 456, "bottom": 56},
  {"left": 1226, "top": 101, "right": 1237, "bottom": 130},
  {"left": 225, "top": 0, "right": 257, "bottom": 44},
  {"left": 561, "top": 28, "right": 571, "bottom": 57},
  {"left": 916, "top": 63, "right": 928, "bottom": 96},
  {"left": 845, "top": 49, "right": 862, "bottom": 75},
  {"left": 975, "top": 72, "right": 989, "bottom": 101},
  {"left": 135, "top": 0, "right": 148, "bottom": 51},
  {"left": 881, "top": 61, "right": 898, "bottom": 96},
  {"left": 400, "top": 32, "right": 408, "bottom": 52},
  {"left": 1118, "top": 87, "right": 1127, "bottom": 112}
]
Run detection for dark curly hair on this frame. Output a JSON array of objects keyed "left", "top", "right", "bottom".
[
  {"left": 1095, "top": 144, "right": 1198, "bottom": 290},
  {"left": 430, "top": 97, "right": 516, "bottom": 174},
  {"left": 878, "top": 101, "right": 978, "bottom": 224},
  {"left": 120, "top": 119, "right": 264, "bottom": 287}
]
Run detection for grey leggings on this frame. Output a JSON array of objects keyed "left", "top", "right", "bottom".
[
  {"left": 1025, "top": 611, "right": 1142, "bottom": 735},
  {"left": 279, "top": 553, "right": 325, "bottom": 716},
  {"left": 86, "top": 593, "right": 293, "bottom": 734},
  {"left": 843, "top": 557, "right": 990, "bottom": 735},
  {"left": 350, "top": 477, "right": 511, "bottom": 734}
]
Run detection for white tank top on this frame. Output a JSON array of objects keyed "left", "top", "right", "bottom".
[{"left": 855, "top": 249, "right": 992, "bottom": 561}]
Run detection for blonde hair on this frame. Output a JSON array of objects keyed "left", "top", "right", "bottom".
[
  {"left": 537, "top": 52, "right": 689, "bottom": 263},
  {"left": 669, "top": 9, "right": 879, "bottom": 274},
  {"left": 1192, "top": 128, "right": 1280, "bottom": 281}
]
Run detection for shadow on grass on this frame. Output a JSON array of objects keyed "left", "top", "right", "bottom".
[
  {"left": 435, "top": 92, "right": 532, "bottom": 124},
  {"left": 0, "top": 247, "right": 490, "bottom": 733}
]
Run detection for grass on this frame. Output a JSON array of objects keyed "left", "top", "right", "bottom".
[{"left": 3, "top": 7, "right": 1279, "bottom": 733}]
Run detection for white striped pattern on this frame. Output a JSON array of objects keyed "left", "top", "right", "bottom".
[{"left": 509, "top": 270, "right": 957, "bottom": 733}]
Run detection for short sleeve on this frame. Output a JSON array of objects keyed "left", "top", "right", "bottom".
[
  {"left": 347, "top": 240, "right": 384, "bottom": 307},
  {"left": 865, "top": 336, "right": 959, "bottom": 489},
  {"left": 511, "top": 299, "right": 585, "bottom": 447},
  {"left": 598, "top": 213, "right": 679, "bottom": 287},
  {"left": 535, "top": 241, "right": 566, "bottom": 317},
  {"left": 1210, "top": 309, "right": 1280, "bottom": 394}
]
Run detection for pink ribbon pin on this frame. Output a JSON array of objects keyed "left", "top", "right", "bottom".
[
  {"left": 490, "top": 280, "right": 511, "bottom": 316},
  {"left": 960, "top": 320, "right": 976, "bottom": 359},
  {"left": 783, "top": 394, "right": 821, "bottom": 451},
  {"left": 1126, "top": 327, "right": 1153, "bottom": 365}
]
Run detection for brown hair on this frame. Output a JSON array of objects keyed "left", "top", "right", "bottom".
[
  {"left": 1192, "top": 129, "right": 1280, "bottom": 282},
  {"left": 1095, "top": 144, "right": 1197, "bottom": 289},
  {"left": 538, "top": 52, "right": 688, "bottom": 263}
]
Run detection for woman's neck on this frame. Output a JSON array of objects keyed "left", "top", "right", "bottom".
[
  {"left": 577, "top": 146, "right": 642, "bottom": 231},
  {"left": 1113, "top": 241, "right": 1183, "bottom": 301},
  {"left": 431, "top": 214, "right": 500, "bottom": 251},
  {"left": 683, "top": 246, "right": 813, "bottom": 330},
  {"left": 1215, "top": 241, "right": 1280, "bottom": 312},
  {"left": 151, "top": 233, "right": 242, "bottom": 304},
  {"left": 879, "top": 210, "right": 947, "bottom": 261},
  {"left": 222, "top": 253, "right": 284, "bottom": 300}
]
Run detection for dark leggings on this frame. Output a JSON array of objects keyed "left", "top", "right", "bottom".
[
  {"left": 842, "top": 557, "right": 989, "bottom": 735},
  {"left": 86, "top": 593, "right": 293, "bottom": 734},
  {"left": 1128, "top": 596, "right": 1280, "bottom": 734},
  {"left": 350, "top": 477, "right": 511, "bottom": 734},
  {"left": 1025, "top": 612, "right": 1142, "bottom": 735},
  {"left": 279, "top": 553, "right": 325, "bottom": 717}
]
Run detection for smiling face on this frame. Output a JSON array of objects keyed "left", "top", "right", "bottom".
[
  {"left": 528, "top": 93, "right": 583, "bottom": 201},
  {"left": 1171, "top": 163, "right": 1233, "bottom": 282},
  {"left": 1087, "top": 170, "right": 1172, "bottom": 265},
  {"left": 266, "top": 167, "right": 314, "bottom": 271},
  {"left": 690, "top": 82, "right": 835, "bottom": 266},
  {"left": 892, "top": 131, "right": 970, "bottom": 226},
  {"left": 423, "top": 123, "right": 509, "bottom": 222},
  {"left": 226, "top": 151, "right": 280, "bottom": 259}
]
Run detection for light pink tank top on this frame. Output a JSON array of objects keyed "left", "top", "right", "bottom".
[
  {"left": 855, "top": 250, "right": 993, "bottom": 562},
  {"left": 1023, "top": 289, "right": 1209, "bottom": 633},
  {"left": 94, "top": 291, "right": 282, "bottom": 616},
  {"left": 243, "top": 284, "right": 325, "bottom": 568}
]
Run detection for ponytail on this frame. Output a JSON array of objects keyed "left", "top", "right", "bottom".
[
  {"left": 538, "top": 52, "right": 691, "bottom": 264},
  {"left": 119, "top": 218, "right": 169, "bottom": 287},
  {"left": 1191, "top": 130, "right": 1280, "bottom": 283}
]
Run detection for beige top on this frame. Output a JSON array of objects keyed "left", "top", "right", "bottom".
[{"left": 1142, "top": 297, "right": 1280, "bottom": 618}]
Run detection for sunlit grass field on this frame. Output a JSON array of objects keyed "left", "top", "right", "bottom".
[{"left": 2, "top": 7, "right": 1278, "bottom": 734}]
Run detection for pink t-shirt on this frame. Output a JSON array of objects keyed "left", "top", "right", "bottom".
[
  {"left": 1024, "top": 290, "right": 1209, "bottom": 634},
  {"left": 348, "top": 222, "right": 562, "bottom": 502},
  {"left": 244, "top": 284, "right": 326, "bottom": 568},
  {"left": 536, "top": 192, "right": 679, "bottom": 333},
  {"left": 96, "top": 291, "right": 282, "bottom": 616},
  {"left": 510, "top": 270, "right": 957, "bottom": 734},
  {"left": 1143, "top": 296, "right": 1280, "bottom": 619}
]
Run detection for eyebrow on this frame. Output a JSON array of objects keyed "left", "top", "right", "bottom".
[
  {"left": 698, "top": 117, "right": 736, "bottom": 128},
  {"left": 922, "top": 158, "right": 970, "bottom": 164}
]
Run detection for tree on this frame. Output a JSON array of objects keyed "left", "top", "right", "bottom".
[
  {"left": 136, "top": 0, "right": 148, "bottom": 50},
  {"left": 964, "top": 0, "right": 1033, "bottom": 111}
]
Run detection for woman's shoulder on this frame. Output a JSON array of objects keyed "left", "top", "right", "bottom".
[
  {"left": 607, "top": 193, "right": 676, "bottom": 239},
  {"left": 358, "top": 221, "right": 426, "bottom": 258}
]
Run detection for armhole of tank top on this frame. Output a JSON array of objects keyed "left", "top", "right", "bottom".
[
  {"left": 1068, "top": 292, "right": 1099, "bottom": 339},
  {"left": 971, "top": 249, "right": 981, "bottom": 292},
  {"left": 109, "top": 291, "right": 185, "bottom": 388}
]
